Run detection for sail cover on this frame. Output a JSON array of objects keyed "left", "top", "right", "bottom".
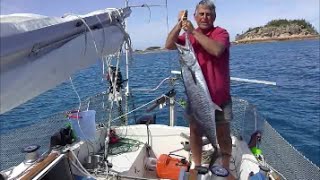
[{"left": 0, "top": 8, "right": 131, "bottom": 114}]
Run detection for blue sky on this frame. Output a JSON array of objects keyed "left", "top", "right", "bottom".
[{"left": 1, "top": 0, "right": 319, "bottom": 50}]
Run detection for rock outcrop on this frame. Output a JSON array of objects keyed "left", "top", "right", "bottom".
[{"left": 235, "top": 19, "right": 319, "bottom": 43}]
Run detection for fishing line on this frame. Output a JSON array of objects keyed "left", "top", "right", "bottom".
[{"left": 69, "top": 76, "right": 82, "bottom": 111}]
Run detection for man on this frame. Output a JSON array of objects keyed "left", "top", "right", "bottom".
[{"left": 165, "top": 0, "right": 234, "bottom": 179}]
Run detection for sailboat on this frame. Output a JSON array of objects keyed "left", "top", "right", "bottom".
[{"left": 1, "top": 2, "right": 319, "bottom": 180}]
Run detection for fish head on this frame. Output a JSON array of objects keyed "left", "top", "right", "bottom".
[{"left": 175, "top": 42, "right": 197, "bottom": 68}]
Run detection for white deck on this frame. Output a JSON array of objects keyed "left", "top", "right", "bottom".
[
  {"left": 106, "top": 124, "right": 260, "bottom": 179},
  {"left": 3, "top": 124, "right": 260, "bottom": 180}
]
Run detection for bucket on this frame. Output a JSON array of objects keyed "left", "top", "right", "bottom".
[{"left": 69, "top": 110, "right": 96, "bottom": 141}]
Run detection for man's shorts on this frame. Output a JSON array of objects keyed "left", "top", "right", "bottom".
[
  {"left": 185, "top": 100, "right": 233, "bottom": 124},
  {"left": 215, "top": 100, "right": 233, "bottom": 124}
]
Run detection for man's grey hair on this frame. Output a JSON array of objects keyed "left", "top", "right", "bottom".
[{"left": 195, "top": 0, "right": 216, "bottom": 17}]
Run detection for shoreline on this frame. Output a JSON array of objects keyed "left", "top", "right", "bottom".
[
  {"left": 233, "top": 35, "right": 319, "bottom": 44},
  {"left": 134, "top": 49, "right": 170, "bottom": 54},
  {"left": 133, "top": 36, "right": 319, "bottom": 53}
]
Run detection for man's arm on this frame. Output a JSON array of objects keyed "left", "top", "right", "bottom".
[
  {"left": 192, "top": 30, "right": 226, "bottom": 57},
  {"left": 182, "top": 20, "right": 228, "bottom": 58},
  {"left": 165, "top": 22, "right": 182, "bottom": 50}
]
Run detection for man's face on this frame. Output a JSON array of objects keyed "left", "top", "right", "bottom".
[{"left": 194, "top": 5, "right": 215, "bottom": 30}]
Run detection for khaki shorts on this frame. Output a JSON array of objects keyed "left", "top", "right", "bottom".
[
  {"left": 215, "top": 100, "right": 233, "bottom": 124},
  {"left": 186, "top": 100, "right": 233, "bottom": 124}
]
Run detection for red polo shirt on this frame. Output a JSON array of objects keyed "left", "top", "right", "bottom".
[{"left": 177, "top": 26, "right": 231, "bottom": 106}]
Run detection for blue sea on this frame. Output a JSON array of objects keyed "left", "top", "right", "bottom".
[{"left": 0, "top": 39, "right": 319, "bottom": 167}]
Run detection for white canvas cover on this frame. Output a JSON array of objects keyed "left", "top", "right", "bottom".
[{"left": 0, "top": 8, "right": 131, "bottom": 114}]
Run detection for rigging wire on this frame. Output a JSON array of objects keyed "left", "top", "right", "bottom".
[
  {"left": 110, "top": 95, "right": 160, "bottom": 123},
  {"left": 165, "top": 0, "right": 169, "bottom": 34},
  {"left": 65, "top": 10, "right": 130, "bottom": 158},
  {"left": 133, "top": 76, "right": 173, "bottom": 92},
  {"left": 128, "top": 2, "right": 169, "bottom": 32},
  {"left": 69, "top": 77, "right": 82, "bottom": 111},
  {"left": 69, "top": 76, "right": 95, "bottom": 154}
]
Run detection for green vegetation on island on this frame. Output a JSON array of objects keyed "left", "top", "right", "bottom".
[
  {"left": 145, "top": 46, "right": 162, "bottom": 51},
  {"left": 134, "top": 46, "right": 169, "bottom": 54},
  {"left": 235, "top": 19, "right": 319, "bottom": 44}
]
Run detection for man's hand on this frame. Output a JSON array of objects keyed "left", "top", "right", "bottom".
[
  {"left": 182, "top": 20, "right": 195, "bottom": 34},
  {"left": 176, "top": 10, "right": 187, "bottom": 29},
  {"left": 178, "top": 10, "right": 187, "bottom": 21}
]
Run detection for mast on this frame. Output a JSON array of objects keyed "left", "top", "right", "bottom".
[
  {"left": 125, "top": 0, "right": 130, "bottom": 97},
  {"left": 124, "top": 0, "right": 130, "bottom": 125}
]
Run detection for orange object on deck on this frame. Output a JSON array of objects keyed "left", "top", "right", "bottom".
[{"left": 156, "top": 154, "right": 190, "bottom": 180}]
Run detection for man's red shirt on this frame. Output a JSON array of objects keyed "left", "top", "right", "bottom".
[{"left": 177, "top": 26, "right": 231, "bottom": 106}]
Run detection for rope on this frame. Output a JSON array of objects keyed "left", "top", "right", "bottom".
[
  {"left": 241, "top": 157, "right": 287, "bottom": 180},
  {"left": 94, "top": 15, "right": 106, "bottom": 55},
  {"left": 69, "top": 150, "right": 97, "bottom": 179},
  {"left": 62, "top": 13, "right": 99, "bottom": 55},
  {"left": 105, "top": 52, "right": 122, "bottom": 159},
  {"left": 108, "top": 138, "right": 143, "bottom": 156}
]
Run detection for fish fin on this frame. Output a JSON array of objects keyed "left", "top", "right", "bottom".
[
  {"left": 185, "top": 33, "right": 194, "bottom": 50},
  {"left": 209, "top": 145, "right": 220, "bottom": 168},
  {"left": 175, "top": 43, "right": 183, "bottom": 54},
  {"left": 213, "top": 102, "right": 222, "bottom": 111},
  {"left": 175, "top": 43, "right": 189, "bottom": 54},
  {"left": 188, "top": 66, "right": 197, "bottom": 85}
]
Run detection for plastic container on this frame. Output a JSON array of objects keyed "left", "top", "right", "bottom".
[
  {"left": 156, "top": 154, "right": 189, "bottom": 180},
  {"left": 69, "top": 110, "right": 96, "bottom": 141}
]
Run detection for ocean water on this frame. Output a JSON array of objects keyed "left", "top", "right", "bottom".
[{"left": 0, "top": 39, "right": 319, "bottom": 167}]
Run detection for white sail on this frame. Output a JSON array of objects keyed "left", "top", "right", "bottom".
[{"left": 0, "top": 8, "right": 131, "bottom": 114}]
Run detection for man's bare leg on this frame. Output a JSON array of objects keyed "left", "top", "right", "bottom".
[
  {"left": 189, "top": 119, "right": 202, "bottom": 180},
  {"left": 190, "top": 119, "right": 203, "bottom": 166},
  {"left": 216, "top": 122, "right": 235, "bottom": 180}
]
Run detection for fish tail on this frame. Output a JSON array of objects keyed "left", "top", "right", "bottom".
[{"left": 209, "top": 145, "right": 219, "bottom": 168}]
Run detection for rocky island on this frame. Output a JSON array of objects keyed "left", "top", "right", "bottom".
[
  {"left": 234, "top": 19, "right": 319, "bottom": 44},
  {"left": 134, "top": 46, "right": 168, "bottom": 54}
]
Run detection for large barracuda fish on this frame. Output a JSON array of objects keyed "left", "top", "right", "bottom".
[{"left": 176, "top": 36, "right": 222, "bottom": 158}]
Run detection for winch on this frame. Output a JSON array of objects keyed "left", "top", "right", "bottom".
[{"left": 22, "top": 145, "right": 40, "bottom": 164}]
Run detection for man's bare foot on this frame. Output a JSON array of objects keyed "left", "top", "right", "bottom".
[
  {"left": 226, "top": 175, "right": 236, "bottom": 180},
  {"left": 225, "top": 171, "right": 236, "bottom": 180},
  {"left": 221, "top": 154, "right": 236, "bottom": 180}
]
